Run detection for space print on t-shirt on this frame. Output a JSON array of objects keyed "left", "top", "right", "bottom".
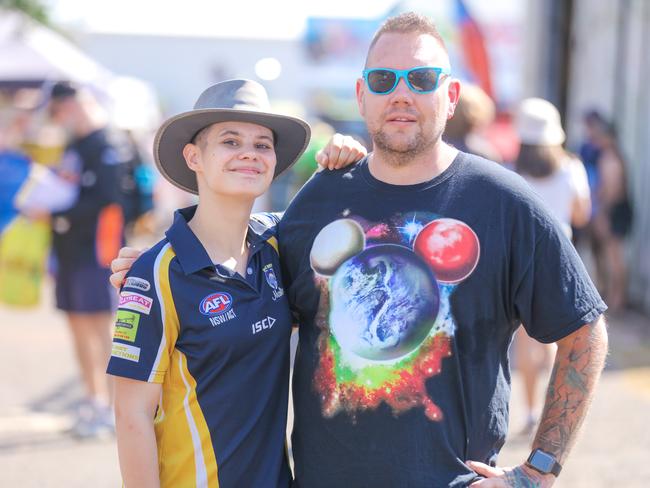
[{"left": 310, "top": 210, "right": 480, "bottom": 421}]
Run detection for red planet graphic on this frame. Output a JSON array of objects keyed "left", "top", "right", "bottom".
[{"left": 413, "top": 218, "right": 480, "bottom": 284}]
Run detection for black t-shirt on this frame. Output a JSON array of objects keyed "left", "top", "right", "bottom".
[
  {"left": 52, "top": 128, "right": 126, "bottom": 265},
  {"left": 279, "top": 152, "right": 606, "bottom": 488}
]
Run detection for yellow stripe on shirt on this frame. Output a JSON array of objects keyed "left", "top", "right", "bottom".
[
  {"left": 266, "top": 235, "right": 279, "bottom": 255},
  {"left": 149, "top": 243, "right": 179, "bottom": 383},
  {"left": 149, "top": 242, "right": 219, "bottom": 487},
  {"left": 156, "top": 349, "right": 219, "bottom": 487},
  {"left": 179, "top": 351, "right": 219, "bottom": 487}
]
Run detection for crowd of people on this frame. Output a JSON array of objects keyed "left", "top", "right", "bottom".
[{"left": 0, "top": 9, "right": 635, "bottom": 488}]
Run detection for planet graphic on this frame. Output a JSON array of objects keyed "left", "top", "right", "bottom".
[
  {"left": 413, "top": 218, "right": 480, "bottom": 284},
  {"left": 329, "top": 244, "right": 439, "bottom": 360},
  {"left": 310, "top": 218, "right": 366, "bottom": 276}
]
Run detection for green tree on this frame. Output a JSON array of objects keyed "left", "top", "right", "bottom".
[{"left": 0, "top": 0, "right": 50, "bottom": 26}]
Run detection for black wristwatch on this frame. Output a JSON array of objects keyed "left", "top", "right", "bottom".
[{"left": 526, "top": 449, "right": 562, "bottom": 476}]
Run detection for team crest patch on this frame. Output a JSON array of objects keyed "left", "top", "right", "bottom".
[
  {"left": 200, "top": 292, "right": 237, "bottom": 326},
  {"left": 263, "top": 263, "right": 284, "bottom": 301}
]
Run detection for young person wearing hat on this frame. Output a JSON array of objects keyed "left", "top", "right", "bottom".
[{"left": 106, "top": 79, "right": 364, "bottom": 488}]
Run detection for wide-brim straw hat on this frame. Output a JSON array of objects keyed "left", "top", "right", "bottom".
[{"left": 154, "top": 79, "right": 311, "bottom": 194}]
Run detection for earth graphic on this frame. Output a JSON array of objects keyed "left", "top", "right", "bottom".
[{"left": 329, "top": 244, "right": 440, "bottom": 360}]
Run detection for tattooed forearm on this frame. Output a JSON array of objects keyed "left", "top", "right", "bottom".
[
  {"left": 533, "top": 316, "right": 608, "bottom": 463},
  {"left": 504, "top": 466, "right": 543, "bottom": 488}
]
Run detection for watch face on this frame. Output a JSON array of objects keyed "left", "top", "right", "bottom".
[{"left": 529, "top": 450, "right": 556, "bottom": 472}]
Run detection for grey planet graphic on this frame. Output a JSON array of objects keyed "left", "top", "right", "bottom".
[{"left": 329, "top": 244, "right": 440, "bottom": 360}]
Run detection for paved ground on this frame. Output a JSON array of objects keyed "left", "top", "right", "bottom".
[{"left": 1, "top": 281, "right": 649, "bottom": 487}]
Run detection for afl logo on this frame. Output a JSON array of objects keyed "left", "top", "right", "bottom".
[{"left": 200, "top": 292, "right": 233, "bottom": 315}]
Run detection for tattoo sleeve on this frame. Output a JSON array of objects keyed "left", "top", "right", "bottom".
[
  {"left": 532, "top": 316, "right": 608, "bottom": 463},
  {"left": 504, "top": 466, "right": 543, "bottom": 488}
]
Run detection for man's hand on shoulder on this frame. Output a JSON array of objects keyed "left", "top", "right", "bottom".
[
  {"left": 316, "top": 133, "right": 367, "bottom": 170},
  {"left": 466, "top": 461, "right": 555, "bottom": 487},
  {"left": 110, "top": 246, "right": 146, "bottom": 289}
]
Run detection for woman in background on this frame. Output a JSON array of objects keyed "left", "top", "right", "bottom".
[
  {"left": 513, "top": 97, "right": 592, "bottom": 435},
  {"left": 585, "top": 112, "right": 632, "bottom": 311}
]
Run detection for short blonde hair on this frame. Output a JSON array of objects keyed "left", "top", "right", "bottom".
[{"left": 366, "top": 12, "right": 448, "bottom": 66}]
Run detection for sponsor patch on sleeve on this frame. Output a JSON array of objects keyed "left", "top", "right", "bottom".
[
  {"left": 123, "top": 276, "right": 151, "bottom": 292},
  {"left": 111, "top": 343, "right": 141, "bottom": 362},
  {"left": 114, "top": 310, "right": 141, "bottom": 342},
  {"left": 118, "top": 291, "right": 153, "bottom": 315}
]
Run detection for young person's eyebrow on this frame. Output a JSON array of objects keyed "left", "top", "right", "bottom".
[{"left": 218, "top": 129, "right": 273, "bottom": 143}]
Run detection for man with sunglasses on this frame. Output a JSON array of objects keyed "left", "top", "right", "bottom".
[{"left": 279, "top": 12, "right": 607, "bottom": 488}]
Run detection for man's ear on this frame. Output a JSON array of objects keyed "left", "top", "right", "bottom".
[
  {"left": 356, "top": 77, "right": 366, "bottom": 118},
  {"left": 446, "top": 79, "right": 461, "bottom": 120},
  {"left": 182, "top": 143, "right": 201, "bottom": 173}
]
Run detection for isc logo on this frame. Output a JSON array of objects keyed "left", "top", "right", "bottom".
[
  {"left": 200, "top": 292, "right": 233, "bottom": 315},
  {"left": 252, "top": 316, "right": 276, "bottom": 334}
]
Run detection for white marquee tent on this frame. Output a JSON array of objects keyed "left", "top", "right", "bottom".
[{"left": 0, "top": 9, "right": 161, "bottom": 130}]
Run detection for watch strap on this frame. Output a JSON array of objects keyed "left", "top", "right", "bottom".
[{"left": 526, "top": 449, "right": 562, "bottom": 477}]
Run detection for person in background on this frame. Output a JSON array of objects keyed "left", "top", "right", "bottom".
[
  {"left": 579, "top": 111, "right": 602, "bottom": 215},
  {"left": 587, "top": 112, "right": 632, "bottom": 311},
  {"left": 443, "top": 82, "right": 501, "bottom": 162},
  {"left": 512, "top": 97, "right": 592, "bottom": 436},
  {"left": 0, "top": 101, "right": 33, "bottom": 233},
  {"left": 47, "top": 81, "right": 126, "bottom": 438}
]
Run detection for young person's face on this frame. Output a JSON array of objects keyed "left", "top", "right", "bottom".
[
  {"left": 184, "top": 121, "right": 277, "bottom": 200},
  {"left": 356, "top": 32, "right": 458, "bottom": 158}
]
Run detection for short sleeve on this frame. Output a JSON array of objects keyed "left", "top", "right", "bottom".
[
  {"left": 510, "top": 197, "right": 606, "bottom": 343},
  {"left": 107, "top": 248, "right": 178, "bottom": 383}
]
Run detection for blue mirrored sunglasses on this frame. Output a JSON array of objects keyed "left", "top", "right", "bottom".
[{"left": 362, "top": 66, "right": 451, "bottom": 95}]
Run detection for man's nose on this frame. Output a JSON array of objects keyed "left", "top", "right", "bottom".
[{"left": 389, "top": 76, "right": 414, "bottom": 103}]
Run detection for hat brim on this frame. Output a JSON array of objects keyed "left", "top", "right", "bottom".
[{"left": 154, "top": 109, "right": 311, "bottom": 195}]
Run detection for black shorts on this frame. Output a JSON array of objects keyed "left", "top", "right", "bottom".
[
  {"left": 55, "top": 262, "right": 116, "bottom": 313},
  {"left": 609, "top": 199, "right": 633, "bottom": 237}
]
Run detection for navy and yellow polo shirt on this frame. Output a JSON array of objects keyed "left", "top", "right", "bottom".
[{"left": 107, "top": 206, "right": 292, "bottom": 488}]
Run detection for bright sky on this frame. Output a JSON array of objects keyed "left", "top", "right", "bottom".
[{"left": 45, "top": 0, "right": 399, "bottom": 38}]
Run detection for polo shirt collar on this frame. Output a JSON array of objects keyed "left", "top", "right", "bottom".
[
  {"left": 165, "top": 205, "right": 268, "bottom": 276},
  {"left": 165, "top": 206, "right": 212, "bottom": 275}
]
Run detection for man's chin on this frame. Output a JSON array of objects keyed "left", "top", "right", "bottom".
[{"left": 375, "top": 136, "right": 421, "bottom": 155}]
